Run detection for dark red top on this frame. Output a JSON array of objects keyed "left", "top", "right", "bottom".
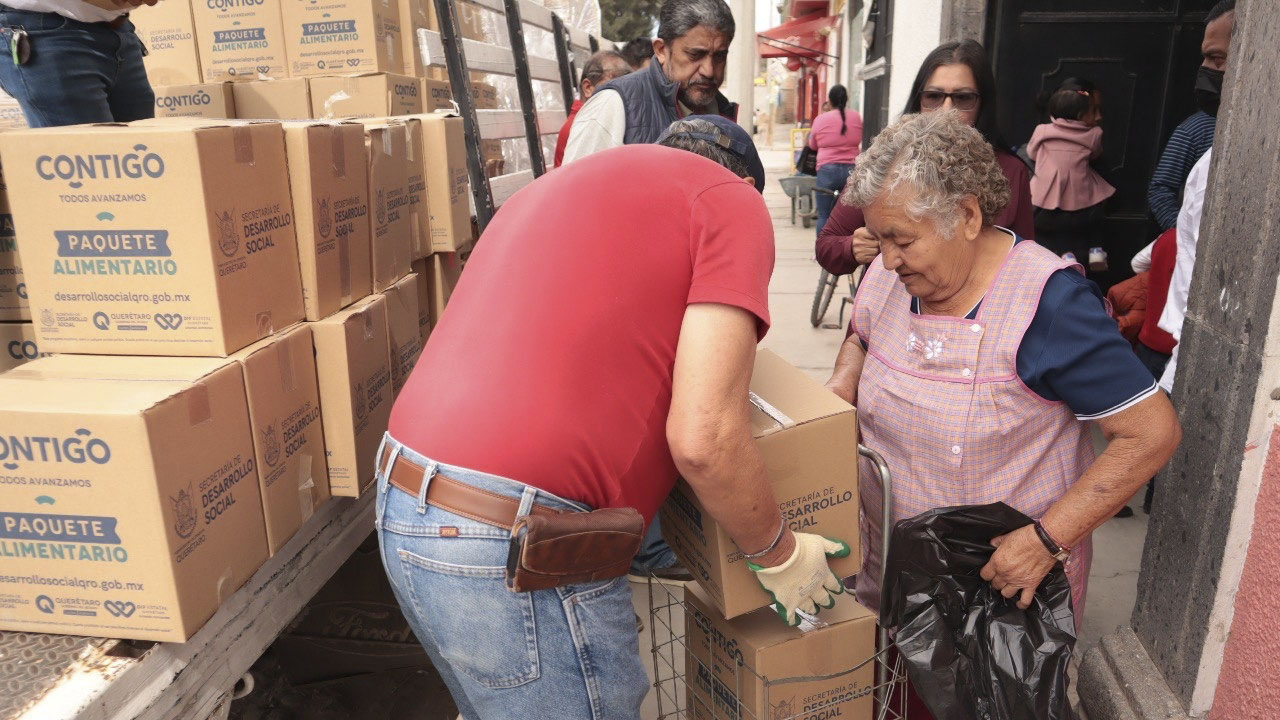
[
  {"left": 389, "top": 145, "right": 775, "bottom": 523},
  {"left": 1138, "top": 228, "right": 1178, "bottom": 355},
  {"left": 553, "top": 98, "right": 583, "bottom": 168},
  {"left": 815, "top": 150, "right": 1036, "bottom": 276}
]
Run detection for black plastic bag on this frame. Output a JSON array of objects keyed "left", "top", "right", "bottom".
[{"left": 880, "top": 502, "right": 1077, "bottom": 720}]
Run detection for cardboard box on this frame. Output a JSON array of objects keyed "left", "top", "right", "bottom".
[
  {"left": 310, "top": 73, "right": 423, "bottom": 119},
  {"left": 152, "top": 82, "right": 236, "bottom": 119},
  {"left": 363, "top": 122, "right": 413, "bottom": 292},
  {"left": 310, "top": 295, "right": 392, "bottom": 497},
  {"left": 0, "top": 95, "right": 25, "bottom": 130},
  {"left": 420, "top": 78, "right": 453, "bottom": 111},
  {"left": 131, "top": 0, "right": 203, "bottom": 85},
  {"left": 283, "top": 121, "right": 373, "bottom": 320},
  {"left": 233, "top": 79, "right": 313, "bottom": 119},
  {"left": 684, "top": 584, "right": 875, "bottom": 720},
  {"left": 282, "top": 0, "right": 403, "bottom": 77},
  {"left": 409, "top": 257, "right": 430, "bottom": 345},
  {"left": 0, "top": 322, "right": 45, "bottom": 372},
  {"left": 661, "top": 349, "right": 861, "bottom": 619},
  {"left": 427, "top": 251, "right": 461, "bottom": 326},
  {"left": 231, "top": 325, "right": 331, "bottom": 555},
  {"left": 0, "top": 356, "right": 268, "bottom": 641},
  {"left": 0, "top": 154, "right": 27, "bottom": 321},
  {"left": 397, "top": 0, "right": 431, "bottom": 76},
  {"left": 412, "top": 114, "right": 470, "bottom": 253},
  {"left": 388, "top": 117, "right": 429, "bottom": 258},
  {"left": 0, "top": 121, "right": 306, "bottom": 356},
  {"left": 191, "top": 0, "right": 288, "bottom": 82},
  {"left": 380, "top": 273, "right": 421, "bottom": 395}
]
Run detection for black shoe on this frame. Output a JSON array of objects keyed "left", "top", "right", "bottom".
[{"left": 1114, "top": 506, "right": 1134, "bottom": 518}]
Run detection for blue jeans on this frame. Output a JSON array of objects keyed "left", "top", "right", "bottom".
[
  {"left": 0, "top": 9, "right": 154, "bottom": 127},
  {"left": 815, "top": 162, "right": 854, "bottom": 237},
  {"left": 373, "top": 434, "right": 649, "bottom": 720}
]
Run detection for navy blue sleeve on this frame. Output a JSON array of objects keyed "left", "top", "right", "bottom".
[
  {"left": 1017, "top": 270, "right": 1159, "bottom": 419},
  {"left": 1147, "top": 113, "right": 1215, "bottom": 231}
]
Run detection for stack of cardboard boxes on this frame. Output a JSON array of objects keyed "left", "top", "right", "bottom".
[
  {"left": 131, "top": 0, "right": 464, "bottom": 123},
  {"left": 661, "top": 350, "right": 877, "bottom": 720},
  {"left": 0, "top": 108, "right": 470, "bottom": 642}
]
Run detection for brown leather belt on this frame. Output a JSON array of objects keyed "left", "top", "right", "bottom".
[{"left": 386, "top": 453, "right": 563, "bottom": 530}]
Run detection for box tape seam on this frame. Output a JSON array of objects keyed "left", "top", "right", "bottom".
[
  {"left": 748, "top": 391, "right": 795, "bottom": 429},
  {"left": 297, "top": 452, "right": 316, "bottom": 523}
]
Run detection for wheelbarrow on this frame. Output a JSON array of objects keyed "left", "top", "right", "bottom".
[{"left": 778, "top": 174, "right": 818, "bottom": 228}]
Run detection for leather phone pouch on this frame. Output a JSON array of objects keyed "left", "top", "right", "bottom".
[{"left": 505, "top": 507, "right": 644, "bottom": 593}]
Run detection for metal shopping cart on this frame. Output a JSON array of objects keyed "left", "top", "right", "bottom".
[{"left": 645, "top": 444, "right": 907, "bottom": 720}]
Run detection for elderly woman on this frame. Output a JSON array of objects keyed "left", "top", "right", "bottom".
[{"left": 826, "top": 112, "right": 1181, "bottom": 624}]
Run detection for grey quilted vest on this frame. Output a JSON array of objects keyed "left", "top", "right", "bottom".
[{"left": 594, "top": 60, "right": 739, "bottom": 145}]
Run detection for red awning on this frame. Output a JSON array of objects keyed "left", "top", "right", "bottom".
[{"left": 756, "top": 14, "right": 838, "bottom": 64}]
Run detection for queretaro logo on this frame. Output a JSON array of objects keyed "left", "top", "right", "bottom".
[
  {"left": 317, "top": 197, "right": 332, "bottom": 239},
  {"left": 353, "top": 381, "right": 367, "bottom": 420},
  {"left": 375, "top": 189, "right": 386, "bottom": 227},
  {"left": 35, "top": 595, "right": 55, "bottom": 614},
  {"left": 262, "top": 424, "right": 281, "bottom": 467},
  {"left": 40, "top": 308, "right": 54, "bottom": 328},
  {"left": 216, "top": 209, "right": 239, "bottom": 257},
  {"left": 169, "top": 484, "right": 197, "bottom": 539},
  {"left": 103, "top": 600, "right": 137, "bottom": 618}
]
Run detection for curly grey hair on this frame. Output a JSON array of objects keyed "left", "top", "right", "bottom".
[
  {"left": 657, "top": 118, "right": 749, "bottom": 178},
  {"left": 844, "top": 110, "right": 1010, "bottom": 231}
]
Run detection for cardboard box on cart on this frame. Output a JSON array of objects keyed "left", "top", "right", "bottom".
[
  {"left": 380, "top": 272, "right": 421, "bottom": 395},
  {"left": 151, "top": 82, "right": 236, "bottom": 119},
  {"left": 310, "top": 73, "right": 423, "bottom": 119},
  {"left": 0, "top": 322, "right": 45, "bottom": 371},
  {"left": 370, "top": 116, "right": 429, "bottom": 259},
  {"left": 233, "top": 79, "right": 313, "bottom": 120},
  {"left": 409, "top": 257, "right": 430, "bottom": 345},
  {"left": 310, "top": 295, "right": 393, "bottom": 498},
  {"left": 130, "top": 0, "right": 203, "bottom": 86},
  {"left": 231, "top": 325, "right": 331, "bottom": 555},
  {"left": 0, "top": 355, "right": 268, "bottom": 641},
  {"left": 282, "top": 120, "right": 373, "bottom": 320},
  {"left": 190, "top": 0, "right": 288, "bottom": 82},
  {"left": 410, "top": 113, "right": 471, "bottom": 253},
  {"left": 684, "top": 584, "right": 876, "bottom": 720},
  {"left": 0, "top": 121, "right": 305, "bottom": 357},
  {"left": 362, "top": 121, "right": 414, "bottom": 292},
  {"left": 281, "top": 0, "right": 403, "bottom": 78},
  {"left": 0, "top": 152, "right": 28, "bottom": 321},
  {"left": 660, "top": 349, "right": 861, "bottom": 619}
]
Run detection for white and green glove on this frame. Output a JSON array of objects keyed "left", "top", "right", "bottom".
[{"left": 748, "top": 533, "right": 851, "bottom": 626}]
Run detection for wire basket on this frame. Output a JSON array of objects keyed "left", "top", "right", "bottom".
[{"left": 644, "top": 444, "right": 907, "bottom": 720}]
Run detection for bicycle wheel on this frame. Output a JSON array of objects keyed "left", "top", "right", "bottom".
[{"left": 811, "top": 270, "right": 838, "bottom": 327}]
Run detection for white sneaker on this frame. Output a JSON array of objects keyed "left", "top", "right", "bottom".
[{"left": 1089, "top": 247, "right": 1109, "bottom": 271}]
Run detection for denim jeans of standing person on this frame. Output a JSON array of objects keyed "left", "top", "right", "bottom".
[
  {"left": 373, "top": 434, "right": 650, "bottom": 720},
  {"left": 0, "top": 8, "right": 154, "bottom": 128},
  {"left": 815, "top": 162, "right": 854, "bottom": 237}
]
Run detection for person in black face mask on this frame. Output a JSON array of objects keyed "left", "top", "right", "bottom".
[{"left": 1146, "top": 0, "right": 1235, "bottom": 233}]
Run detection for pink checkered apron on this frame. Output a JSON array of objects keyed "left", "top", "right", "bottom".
[{"left": 852, "top": 239, "right": 1095, "bottom": 628}]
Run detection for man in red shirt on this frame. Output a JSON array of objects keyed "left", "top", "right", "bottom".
[
  {"left": 552, "top": 50, "right": 631, "bottom": 168},
  {"left": 376, "top": 117, "right": 850, "bottom": 719}
]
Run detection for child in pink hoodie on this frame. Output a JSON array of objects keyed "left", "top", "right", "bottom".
[{"left": 1029, "top": 78, "right": 1116, "bottom": 274}]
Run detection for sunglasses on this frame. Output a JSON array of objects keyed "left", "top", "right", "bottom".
[{"left": 918, "top": 90, "right": 981, "bottom": 111}]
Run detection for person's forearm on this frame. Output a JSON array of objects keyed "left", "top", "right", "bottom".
[
  {"left": 1147, "top": 183, "right": 1180, "bottom": 230},
  {"left": 815, "top": 203, "right": 863, "bottom": 275},
  {"left": 1041, "top": 405, "right": 1180, "bottom": 547},
  {"left": 825, "top": 335, "right": 865, "bottom": 405},
  {"left": 678, "top": 434, "right": 796, "bottom": 568}
]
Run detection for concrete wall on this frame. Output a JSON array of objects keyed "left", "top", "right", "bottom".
[
  {"left": 888, "top": 0, "right": 944, "bottom": 119},
  {"left": 1210, "top": 425, "right": 1280, "bottom": 718}
]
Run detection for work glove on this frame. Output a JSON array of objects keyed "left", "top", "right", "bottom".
[{"left": 748, "top": 532, "right": 851, "bottom": 626}]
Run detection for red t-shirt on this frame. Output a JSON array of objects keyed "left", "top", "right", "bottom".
[{"left": 389, "top": 145, "right": 775, "bottom": 523}]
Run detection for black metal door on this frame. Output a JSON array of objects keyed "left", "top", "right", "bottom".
[
  {"left": 987, "top": 0, "right": 1217, "bottom": 289},
  {"left": 861, "top": 0, "right": 893, "bottom": 148}
]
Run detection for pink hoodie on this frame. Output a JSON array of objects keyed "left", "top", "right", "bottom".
[{"left": 1027, "top": 117, "right": 1116, "bottom": 211}]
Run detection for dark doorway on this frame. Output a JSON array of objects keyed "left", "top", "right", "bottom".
[
  {"left": 861, "top": 0, "right": 893, "bottom": 148},
  {"left": 986, "top": 0, "right": 1217, "bottom": 289}
]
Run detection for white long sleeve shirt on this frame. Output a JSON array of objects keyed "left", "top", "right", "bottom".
[
  {"left": 1157, "top": 148, "right": 1214, "bottom": 393},
  {"left": 2, "top": 1, "right": 127, "bottom": 23}
]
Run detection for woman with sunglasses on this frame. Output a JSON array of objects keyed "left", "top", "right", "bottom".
[{"left": 815, "top": 40, "right": 1035, "bottom": 281}]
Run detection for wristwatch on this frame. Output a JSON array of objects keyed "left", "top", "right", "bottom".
[{"left": 1032, "top": 521, "right": 1070, "bottom": 563}]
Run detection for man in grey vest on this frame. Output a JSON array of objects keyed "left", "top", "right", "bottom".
[{"left": 561, "top": 0, "right": 739, "bottom": 164}]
